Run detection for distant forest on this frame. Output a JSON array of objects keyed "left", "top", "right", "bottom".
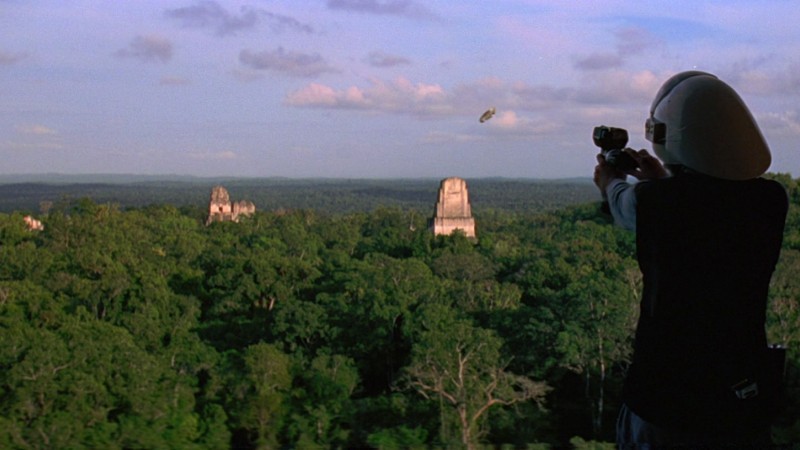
[
  {"left": 0, "top": 176, "right": 598, "bottom": 216},
  {"left": 1, "top": 173, "right": 798, "bottom": 449}
]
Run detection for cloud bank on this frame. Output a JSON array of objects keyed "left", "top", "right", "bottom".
[
  {"left": 239, "top": 47, "right": 339, "bottom": 78},
  {"left": 165, "top": 1, "right": 314, "bottom": 36},
  {"left": 115, "top": 35, "right": 173, "bottom": 63},
  {"left": 326, "top": 0, "right": 438, "bottom": 20},
  {"left": 366, "top": 51, "right": 411, "bottom": 68}
]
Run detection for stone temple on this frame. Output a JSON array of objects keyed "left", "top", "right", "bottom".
[
  {"left": 206, "top": 185, "right": 255, "bottom": 225},
  {"left": 429, "top": 177, "right": 476, "bottom": 238}
]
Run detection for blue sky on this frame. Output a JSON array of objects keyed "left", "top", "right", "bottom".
[{"left": 2, "top": 0, "right": 799, "bottom": 178}]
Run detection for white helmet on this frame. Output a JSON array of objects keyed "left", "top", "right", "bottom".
[{"left": 645, "top": 71, "right": 771, "bottom": 180}]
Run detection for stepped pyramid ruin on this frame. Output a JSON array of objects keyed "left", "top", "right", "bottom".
[
  {"left": 206, "top": 185, "right": 255, "bottom": 225},
  {"left": 429, "top": 177, "right": 476, "bottom": 238},
  {"left": 23, "top": 215, "right": 44, "bottom": 231}
]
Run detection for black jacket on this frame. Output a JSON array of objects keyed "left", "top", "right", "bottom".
[{"left": 623, "top": 173, "right": 788, "bottom": 433}]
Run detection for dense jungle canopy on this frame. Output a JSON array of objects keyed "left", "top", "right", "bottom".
[{"left": 1, "top": 175, "right": 799, "bottom": 449}]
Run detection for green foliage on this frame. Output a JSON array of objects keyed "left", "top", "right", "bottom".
[
  {"left": 366, "top": 425, "right": 428, "bottom": 449},
  {"left": 569, "top": 436, "right": 615, "bottom": 449},
  {"left": 286, "top": 354, "right": 358, "bottom": 447},
  {"left": 0, "top": 178, "right": 599, "bottom": 214},
  {"left": 229, "top": 343, "right": 292, "bottom": 449},
  {"left": 404, "top": 304, "right": 549, "bottom": 448},
  {"left": 1, "top": 175, "right": 798, "bottom": 448}
]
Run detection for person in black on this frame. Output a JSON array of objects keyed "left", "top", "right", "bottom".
[{"left": 593, "top": 71, "right": 788, "bottom": 447}]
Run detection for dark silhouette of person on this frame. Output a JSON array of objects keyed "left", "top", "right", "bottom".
[{"left": 593, "top": 71, "right": 788, "bottom": 447}]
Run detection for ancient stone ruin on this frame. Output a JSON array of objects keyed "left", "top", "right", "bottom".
[
  {"left": 23, "top": 215, "right": 44, "bottom": 231},
  {"left": 429, "top": 177, "right": 476, "bottom": 238},
  {"left": 206, "top": 185, "right": 255, "bottom": 225}
]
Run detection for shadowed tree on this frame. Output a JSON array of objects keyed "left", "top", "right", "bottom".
[
  {"left": 228, "top": 342, "right": 292, "bottom": 450},
  {"left": 287, "top": 354, "right": 359, "bottom": 448},
  {"left": 320, "top": 253, "right": 441, "bottom": 394}
]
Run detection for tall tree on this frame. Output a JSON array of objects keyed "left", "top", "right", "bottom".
[
  {"left": 551, "top": 221, "right": 639, "bottom": 436},
  {"left": 226, "top": 343, "right": 292, "bottom": 449},
  {"left": 320, "top": 253, "right": 441, "bottom": 394},
  {"left": 404, "top": 304, "right": 548, "bottom": 449},
  {"left": 287, "top": 354, "right": 359, "bottom": 448}
]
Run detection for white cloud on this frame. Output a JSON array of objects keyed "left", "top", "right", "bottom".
[
  {"left": 576, "top": 70, "right": 662, "bottom": 104},
  {"left": 16, "top": 124, "right": 57, "bottom": 135},
  {"left": 723, "top": 63, "right": 800, "bottom": 97},
  {"left": 285, "top": 83, "right": 341, "bottom": 106},
  {"left": 284, "top": 71, "right": 659, "bottom": 121},
  {"left": 482, "top": 110, "right": 563, "bottom": 137},
  {"left": 492, "top": 110, "right": 519, "bottom": 128},
  {"left": 284, "top": 77, "right": 449, "bottom": 115},
  {"left": 759, "top": 111, "right": 800, "bottom": 136}
]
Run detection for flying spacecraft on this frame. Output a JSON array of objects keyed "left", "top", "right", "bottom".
[{"left": 479, "top": 107, "right": 496, "bottom": 123}]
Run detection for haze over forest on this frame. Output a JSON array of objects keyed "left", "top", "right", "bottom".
[{"left": 0, "top": 176, "right": 600, "bottom": 215}]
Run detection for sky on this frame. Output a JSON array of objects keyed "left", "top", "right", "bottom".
[{"left": 2, "top": 0, "right": 800, "bottom": 179}]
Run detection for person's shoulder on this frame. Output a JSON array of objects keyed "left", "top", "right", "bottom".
[
  {"left": 753, "top": 177, "right": 788, "bottom": 200},
  {"left": 632, "top": 178, "right": 670, "bottom": 198},
  {"left": 755, "top": 177, "right": 787, "bottom": 189}
]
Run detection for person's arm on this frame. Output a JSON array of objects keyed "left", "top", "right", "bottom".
[
  {"left": 594, "top": 148, "right": 668, "bottom": 232},
  {"left": 606, "top": 178, "right": 637, "bottom": 231}
]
